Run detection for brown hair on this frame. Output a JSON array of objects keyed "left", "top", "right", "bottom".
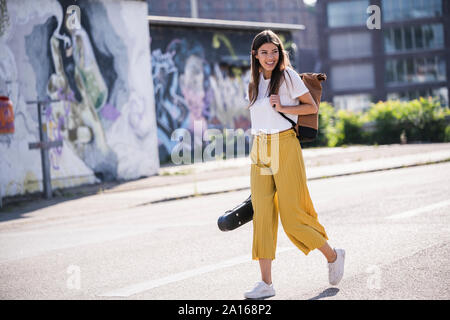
[{"left": 247, "top": 30, "right": 292, "bottom": 108}]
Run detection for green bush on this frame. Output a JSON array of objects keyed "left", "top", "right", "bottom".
[
  {"left": 398, "top": 97, "right": 447, "bottom": 142},
  {"left": 310, "top": 97, "right": 450, "bottom": 147},
  {"left": 367, "top": 97, "right": 449, "bottom": 144},
  {"left": 315, "top": 101, "right": 335, "bottom": 147},
  {"left": 367, "top": 100, "right": 404, "bottom": 144},
  {"left": 316, "top": 102, "right": 365, "bottom": 147},
  {"left": 444, "top": 125, "right": 450, "bottom": 142},
  {"left": 334, "top": 109, "right": 365, "bottom": 146}
]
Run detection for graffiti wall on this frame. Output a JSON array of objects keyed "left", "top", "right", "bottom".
[
  {"left": 149, "top": 25, "right": 294, "bottom": 163},
  {"left": 0, "top": 0, "right": 159, "bottom": 197}
]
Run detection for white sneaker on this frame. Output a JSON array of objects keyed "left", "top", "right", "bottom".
[
  {"left": 244, "top": 281, "right": 275, "bottom": 299},
  {"left": 328, "top": 248, "right": 345, "bottom": 286}
]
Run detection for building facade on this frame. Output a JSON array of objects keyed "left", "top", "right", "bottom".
[
  {"left": 147, "top": 0, "right": 321, "bottom": 72},
  {"left": 317, "top": 0, "right": 449, "bottom": 111}
]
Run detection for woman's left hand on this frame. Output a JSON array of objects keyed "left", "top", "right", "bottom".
[{"left": 270, "top": 94, "right": 283, "bottom": 112}]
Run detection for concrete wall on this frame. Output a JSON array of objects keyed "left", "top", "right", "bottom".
[
  {"left": 0, "top": 0, "right": 159, "bottom": 197},
  {"left": 149, "top": 25, "right": 294, "bottom": 163}
]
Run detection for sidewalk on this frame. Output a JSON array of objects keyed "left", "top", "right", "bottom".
[{"left": 2, "top": 142, "right": 450, "bottom": 209}]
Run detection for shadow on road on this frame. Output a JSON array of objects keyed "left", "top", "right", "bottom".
[
  {"left": 309, "top": 287, "right": 340, "bottom": 300},
  {"left": 0, "top": 181, "right": 122, "bottom": 221}
]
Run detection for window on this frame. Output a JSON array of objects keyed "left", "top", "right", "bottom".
[
  {"left": 394, "top": 28, "right": 402, "bottom": 51},
  {"left": 406, "top": 59, "right": 414, "bottom": 82},
  {"left": 327, "top": 0, "right": 369, "bottom": 28},
  {"left": 331, "top": 63, "right": 375, "bottom": 91},
  {"left": 384, "top": 24, "right": 444, "bottom": 53},
  {"left": 404, "top": 27, "right": 413, "bottom": 50},
  {"left": 396, "top": 60, "right": 405, "bottom": 83},
  {"left": 382, "top": 0, "right": 442, "bottom": 22},
  {"left": 384, "top": 30, "right": 394, "bottom": 52},
  {"left": 333, "top": 93, "right": 373, "bottom": 111},
  {"left": 329, "top": 32, "right": 372, "bottom": 59},
  {"left": 387, "top": 87, "right": 448, "bottom": 107},
  {"left": 386, "top": 60, "right": 394, "bottom": 83},
  {"left": 430, "top": 24, "right": 444, "bottom": 48},
  {"left": 385, "top": 56, "right": 447, "bottom": 86},
  {"left": 414, "top": 26, "right": 423, "bottom": 49}
]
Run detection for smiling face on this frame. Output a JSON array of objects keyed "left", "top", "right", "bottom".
[
  {"left": 255, "top": 42, "right": 280, "bottom": 74},
  {"left": 248, "top": 30, "right": 289, "bottom": 105}
]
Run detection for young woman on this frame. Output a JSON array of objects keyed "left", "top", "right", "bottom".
[{"left": 244, "top": 30, "right": 345, "bottom": 299}]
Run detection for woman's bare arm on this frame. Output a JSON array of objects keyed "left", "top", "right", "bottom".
[{"left": 279, "top": 92, "right": 318, "bottom": 115}]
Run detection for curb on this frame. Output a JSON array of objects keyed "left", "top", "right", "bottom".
[
  {"left": 131, "top": 157, "right": 450, "bottom": 205},
  {"left": 2, "top": 155, "right": 449, "bottom": 210}
]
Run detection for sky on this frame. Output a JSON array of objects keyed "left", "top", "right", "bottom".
[{"left": 303, "top": 0, "right": 317, "bottom": 6}]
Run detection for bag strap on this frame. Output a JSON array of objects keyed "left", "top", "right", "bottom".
[
  {"left": 273, "top": 106, "right": 297, "bottom": 132},
  {"left": 272, "top": 70, "right": 299, "bottom": 131},
  {"left": 275, "top": 108, "right": 296, "bottom": 127}
]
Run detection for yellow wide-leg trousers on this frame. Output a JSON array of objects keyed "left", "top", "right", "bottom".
[{"left": 250, "top": 129, "right": 328, "bottom": 260}]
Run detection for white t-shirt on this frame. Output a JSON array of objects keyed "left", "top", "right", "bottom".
[{"left": 248, "top": 67, "right": 309, "bottom": 135}]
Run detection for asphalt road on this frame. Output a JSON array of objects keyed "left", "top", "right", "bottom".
[{"left": 0, "top": 162, "right": 449, "bottom": 300}]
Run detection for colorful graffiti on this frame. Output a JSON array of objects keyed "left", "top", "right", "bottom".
[
  {"left": 0, "top": 96, "right": 14, "bottom": 134},
  {"left": 0, "top": 0, "right": 158, "bottom": 197},
  {"left": 150, "top": 26, "right": 294, "bottom": 163}
]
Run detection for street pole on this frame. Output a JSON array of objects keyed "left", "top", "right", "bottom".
[
  {"left": 27, "top": 99, "right": 62, "bottom": 200},
  {"left": 190, "top": 0, "right": 198, "bottom": 18},
  {"left": 38, "top": 101, "right": 51, "bottom": 199}
]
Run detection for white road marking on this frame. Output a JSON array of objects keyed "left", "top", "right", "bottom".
[
  {"left": 385, "top": 199, "right": 450, "bottom": 220},
  {"left": 99, "top": 247, "right": 293, "bottom": 297}
]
